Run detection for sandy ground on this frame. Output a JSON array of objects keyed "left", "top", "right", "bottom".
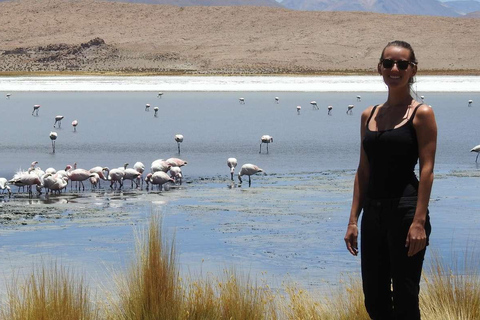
[{"left": 1, "top": 0, "right": 480, "bottom": 74}]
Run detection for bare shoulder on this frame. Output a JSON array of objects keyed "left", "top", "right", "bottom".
[
  {"left": 414, "top": 104, "right": 436, "bottom": 122},
  {"left": 361, "top": 105, "right": 375, "bottom": 119}
]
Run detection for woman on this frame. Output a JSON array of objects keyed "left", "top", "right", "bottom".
[{"left": 344, "top": 40, "right": 437, "bottom": 320}]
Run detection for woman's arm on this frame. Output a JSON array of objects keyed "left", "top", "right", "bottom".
[
  {"left": 407, "top": 104, "right": 437, "bottom": 257},
  {"left": 345, "top": 107, "right": 372, "bottom": 256}
]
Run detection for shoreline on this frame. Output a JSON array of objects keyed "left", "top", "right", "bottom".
[{"left": 2, "top": 69, "right": 480, "bottom": 77}]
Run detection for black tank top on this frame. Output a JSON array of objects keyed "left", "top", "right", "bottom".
[{"left": 362, "top": 104, "right": 422, "bottom": 199}]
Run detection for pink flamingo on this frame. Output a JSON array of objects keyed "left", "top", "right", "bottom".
[
  {"left": 260, "top": 135, "right": 273, "bottom": 154},
  {"left": 122, "top": 163, "right": 142, "bottom": 188},
  {"left": 145, "top": 172, "right": 174, "bottom": 191},
  {"left": 108, "top": 168, "right": 125, "bottom": 189},
  {"left": 134, "top": 162, "right": 145, "bottom": 187},
  {"left": 53, "top": 115, "right": 64, "bottom": 128},
  {"left": 347, "top": 105, "right": 354, "bottom": 115},
  {"left": 166, "top": 157, "right": 187, "bottom": 167},
  {"left": 169, "top": 166, "right": 183, "bottom": 185},
  {"left": 0, "top": 178, "right": 11, "bottom": 197},
  {"left": 32, "top": 104, "right": 40, "bottom": 116},
  {"left": 238, "top": 164, "right": 265, "bottom": 187},
  {"left": 43, "top": 173, "right": 68, "bottom": 194},
  {"left": 68, "top": 167, "right": 95, "bottom": 191},
  {"left": 151, "top": 159, "right": 171, "bottom": 173},
  {"left": 9, "top": 170, "right": 42, "bottom": 195},
  {"left": 50, "top": 132, "right": 57, "bottom": 153},
  {"left": 72, "top": 120, "right": 78, "bottom": 132},
  {"left": 327, "top": 105, "right": 333, "bottom": 115},
  {"left": 227, "top": 157, "right": 238, "bottom": 181},
  {"left": 174, "top": 134, "right": 184, "bottom": 153}
]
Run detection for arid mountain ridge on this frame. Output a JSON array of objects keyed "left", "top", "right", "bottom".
[{"left": 1, "top": 0, "right": 480, "bottom": 75}]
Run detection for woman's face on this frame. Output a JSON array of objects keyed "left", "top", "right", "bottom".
[{"left": 378, "top": 46, "right": 417, "bottom": 89}]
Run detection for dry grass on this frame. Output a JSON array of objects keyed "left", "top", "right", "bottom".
[
  {"left": 106, "top": 214, "right": 182, "bottom": 320},
  {"left": 278, "top": 278, "right": 369, "bottom": 320},
  {"left": 1, "top": 217, "right": 479, "bottom": 320},
  {"left": 0, "top": 262, "right": 99, "bottom": 320},
  {"left": 420, "top": 250, "right": 480, "bottom": 320}
]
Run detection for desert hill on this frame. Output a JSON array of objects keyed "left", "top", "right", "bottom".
[{"left": 1, "top": 0, "right": 479, "bottom": 74}]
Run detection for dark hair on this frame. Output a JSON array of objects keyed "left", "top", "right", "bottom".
[{"left": 380, "top": 40, "right": 418, "bottom": 84}]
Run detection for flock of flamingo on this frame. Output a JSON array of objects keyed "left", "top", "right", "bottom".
[{"left": 2, "top": 92, "right": 478, "bottom": 198}]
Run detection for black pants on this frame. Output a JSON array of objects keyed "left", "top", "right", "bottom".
[{"left": 361, "top": 196, "right": 431, "bottom": 320}]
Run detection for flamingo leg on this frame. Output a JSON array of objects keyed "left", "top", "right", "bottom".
[
  {"left": 259, "top": 143, "right": 262, "bottom": 154},
  {"left": 476, "top": 153, "right": 479, "bottom": 163},
  {"left": 267, "top": 143, "right": 269, "bottom": 154},
  {"left": 248, "top": 175, "right": 251, "bottom": 187},
  {"left": 178, "top": 142, "right": 181, "bottom": 154}
]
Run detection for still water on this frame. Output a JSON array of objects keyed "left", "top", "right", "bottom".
[
  {"left": 0, "top": 89, "right": 480, "bottom": 295},
  {"left": 1, "top": 91, "right": 480, "bottom": 177}
]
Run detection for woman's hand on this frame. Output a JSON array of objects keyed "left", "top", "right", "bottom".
[
  {"left": 344, "top": 224, "right": 359, "bottom": 256},
  {"left": 405, "top": 222, "right": 427, "bottom": 257}
]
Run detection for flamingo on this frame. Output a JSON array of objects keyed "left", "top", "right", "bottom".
[
  {"left": 89, "top": 166, "right": 109, "bottom": 187},
  {"left": 145, "top": 103, "right": 150, "bottom": 111},
  {"left": 43, "top": 173, "right": 68, "bottom": 194},
  {"left": 239, "top": 97, "right": 245, "bottom": 104},
  {"left": 260, "top": 135, "right": 273, "bottom": 154},
  {"left": 134, "top": 162, "right": 145, "bottom": 187},
  {"left": 9, "top": 170, "right": 42, "bottom": 195},
  {"left": 468, "top": 100, "right": 473, "bottom": 107},
  {"left": 68, "top": 167, "right": 95, "bottom": 191},
  {"left": 6, "top": 93, "right": 11, "bottom": 99},
  {"left": 166, "top": 157, "right": 187, "bottom": 167},
  {"left": 54, "top": 165, "right": 73, "bottom": 181},
  {"left": 49, "top": 131, "right": 57, "bottom": 153},
  {"left": 89, "top": 173, "right": 100, "bottom": 190},
  {"left": 327, "top": 105, "right": 333, "bottom": 115},
  {"left": 0, "top": 178, "right": 11, "bottom": 196},
  {"left": 357, "top": 95, "right": 361, "bottom": 102},
  {"left": 238, "top": 164, "right": 264, "bottom": 187},
  {"left": 122, "top": 163, "right": 142, "bottom": 188},
  {"left": 72, "top": 120, "right": 78, "bottom": 132},
  {"left": 310, "top": 101, "right": 319, "bottom": 110},
  {"left": 108, "top": 168, "right": 125, "bottom": 189},
  {"left": 145, "top": 172, "right": 174, "bottom": 191},
  {"left": 227, "top": 157, "right": 237, "bottom": 181},
  {"left": 275, "top": 97, "right": 279, "bottom": 104},
  {"left": 157, "top": 92, "right": 163, "bottom": 98},
  {"left": 471, "top": 145, "right": 480, "bottom": 162},
  {"left": 32, "top": 104, "right": 40, "bottom": 116},
  {"left": 45, "top": 167, "right": 56, "bottom": 175},
  {"left": 151, "top": 159, "right": 171, "bottom": 173},
  {"left": 347, "top": 105, "right": 354, "bottom": 115},
  {"left": 53, "top": 115, "right": 64, "bottom": 128},
  {"left": 174, "top": 134, "right": 184, "bottom": 153},
  {"left": 296, "top": 105, "right": 301, "bottom": 115},
  {"left": 169, "top": 166, "right": 183, "bottom": 185},
  {"left": 154, "top": 106, "right": 159, "bottom": 117},
  {"left": 421, "top": 96, "right": 425, "bottom": 102}
]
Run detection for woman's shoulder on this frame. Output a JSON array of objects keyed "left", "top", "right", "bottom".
[
  {"left": 414, "top": 103, "right": 435, "bottom": 117},
  {"left": 361, "top": 105, "right": 377, "bottom": 118},
  {"left": 413, "top": 103, "right": 436, "bottom": 126}
]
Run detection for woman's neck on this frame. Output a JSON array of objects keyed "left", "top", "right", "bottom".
[{"left": 386, "top": 87, "right": 414, "bottom": 108}]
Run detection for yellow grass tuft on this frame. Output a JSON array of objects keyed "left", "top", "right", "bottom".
[
  {"left": 107, "top": 214, "right": 182, "bottom": 320},
  {"left": 2, "top": 216, "right": 480, "bottom": 320},
  {"left": 0, "top": 262, "right": 99, "bottom": 320},
  {"left": 420, "top": 251, "right": 480, "bottom": 320}
]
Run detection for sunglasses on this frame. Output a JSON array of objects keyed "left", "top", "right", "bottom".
[{"left": 380, "top": 59, "right": 416, "bottom": 70}]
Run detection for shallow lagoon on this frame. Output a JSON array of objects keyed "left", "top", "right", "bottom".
[{"left": 1, "top": 84, "right": 480, "bottom": 297}]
